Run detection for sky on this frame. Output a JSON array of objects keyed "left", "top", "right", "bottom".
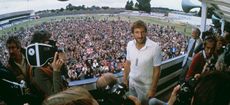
[{"left": 0, "top": 0, "right": 201, "bottom": 15}]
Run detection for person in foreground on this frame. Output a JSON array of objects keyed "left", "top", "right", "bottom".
[
  {"left": 29, "top": 30, "right": 68, "bottom": 101},
  {"left": 5, "top": 36, "right": 30, "bottom": 83},
  {"left": 123, "top": 20, "right": 162, "bottom": 105},
  {"left": 150, "top": 71, "right": 230, "bottom": 105},
  {"left": 96, "top": 73, "right": 141, "bottom": 105},
  {"left": 43, "top": 87, "right": 98, "bottom": 105},
  {"left": 185, "top": 36, "right": 217, "bottom": 80}
]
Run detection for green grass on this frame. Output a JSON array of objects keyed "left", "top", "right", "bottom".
[
  {"left": 85, "top": 14, "right": 193, "bottom": 36},
  {"left": 0, "top": 14, "right": 193, "bottom": 37},
  {"left": 123, "top": 15, "right": 192, "bottom": 36}
]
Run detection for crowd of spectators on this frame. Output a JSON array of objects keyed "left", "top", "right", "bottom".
[{"left": 0, "top": 15, "right": 188, "bottom": 81}]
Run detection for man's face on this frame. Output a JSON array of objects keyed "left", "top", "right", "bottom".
[
  {"left": 204, "top": 41, "right": 215, "bottom": 58},
  {"left": 6, "top": 43, "right": 20, "bottom": 59},
  {"left": 216, "top": 40, "right": 223, "bottom": 50},
  {"left": 191, "top": 29, "right": 198, "bottom": 39},
  {"left": 133, "top": 27, "right": 147, "bottom": 45}
]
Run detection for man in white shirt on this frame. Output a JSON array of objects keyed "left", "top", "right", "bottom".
[{"left": 123, "top": 20, "right": 162, "bottom": 105}]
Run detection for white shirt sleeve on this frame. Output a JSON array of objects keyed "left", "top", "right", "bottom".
[
  {"left": 153, "top": 44, "right": 162, "bottom": 66},
  {"left": 126, "top": 42, "right": 131, "bottom": 61}
]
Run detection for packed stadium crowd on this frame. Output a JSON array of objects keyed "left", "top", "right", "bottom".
[
  {"left": 0, "top": 16, "right": 188, "bottom": 81},
  {"left": 0, "top": 14, "right": 230, "bottom": 105}
]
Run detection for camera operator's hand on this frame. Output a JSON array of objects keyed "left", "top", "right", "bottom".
[
  {"left": 57, "top": 51, "right": 67, "bottom": 63},
  {"left": 194, "top": 73, "right": 201, "bottom": 80},
  {"left": 51, "top": 52, "right": 64, "bottom": 71},
  {"left": 168, "top": 85, "right": 180, "bottom": 105},
  {"left": 202, "top": 62, "right": 210, "bottom": 73}
]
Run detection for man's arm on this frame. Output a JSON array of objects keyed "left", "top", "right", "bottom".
[
  {"left": 185, "top": 53, "right": 200, "bottom": 80},
  {"left": 123, "top": 60, "right": 131, "bottom": 86},
  {"left": 147, "top": 66, "right": 160, "bottom": 98},
  {"left": 148, "top": 44, "right": 162, "bottom": 98},
  {"left": 52, "top": 52, "right": 65, "bottom": 94},
  {"left": 168, "top": 85, "right": 181, "bottom": 105}
]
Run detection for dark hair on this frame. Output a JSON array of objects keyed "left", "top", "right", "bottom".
[
  {"left": 203, "top": 35, "right": 217, "bottom": 47},
  {"left": 131, "top": 20, "right": 147, "bottom": 34},
  {"left": 202, "top": 31, "right": 213, "bottom": 40},
  {"left": 31, "top": 30, "right": 57, "bottom": 48},
  {"left": 6, "top": 36, "right": 21, "bottom": 48},
  {"left": 216, "top": 35, "right": 225, "bottom": 43},
  {"left": 31, "top": 30, "right": 51, "bottom": 43},
  {"left": 193, "top": 71, "right": 230, "bottom": 105}
]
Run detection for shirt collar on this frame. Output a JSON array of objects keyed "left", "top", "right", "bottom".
[
  {"left": 15, "top": 54, "right": 25, "bottom": 65},
  {"left": 133, "top": 37, "right": 151, "bottom": 50}
]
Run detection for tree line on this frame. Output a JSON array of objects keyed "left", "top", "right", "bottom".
[{"left": 125, "top": 0, "right": 151, "bottom": 13}]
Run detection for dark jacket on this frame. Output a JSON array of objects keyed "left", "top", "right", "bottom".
[{"left": 6, "top": 48, "right": 30, "bottom": 83}]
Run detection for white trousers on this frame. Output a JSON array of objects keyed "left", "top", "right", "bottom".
[{"left": 129, "top": 78, "right": 150, "bottom": 105}]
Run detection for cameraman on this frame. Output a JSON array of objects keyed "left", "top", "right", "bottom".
[
  {"left": 149, "top": 71, "right": 230, "bottom": 105},
  {"left": 168, "top": 71, "right": 230, "bottom": 105},
  {"left": 43, "top": 87, "right": 98, "bottom": 105},
  {"left": 215, "top": 30, "right": 230, "bottom": 71},
  {"left": 215, "top": 44, "right": 230, "bottom": 71},
  {"left": 95, "top": 73, "right": 141, "bottom": 105},
  {"left": 5, "top": 36, "right": 30, "bottom": 83},
  {"left": 3, "top": 36, "right": 33, "bottom": 105},
  {"left": 29, "top": 30, "right": 68, "bottom": 101},
  {"left": 185, "top": 36, "right": 217, "bottom": 80}
]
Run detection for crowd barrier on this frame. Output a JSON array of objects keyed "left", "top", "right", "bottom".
[{"left": 68, "top": 54, "right": 185, "bottom": 96}]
